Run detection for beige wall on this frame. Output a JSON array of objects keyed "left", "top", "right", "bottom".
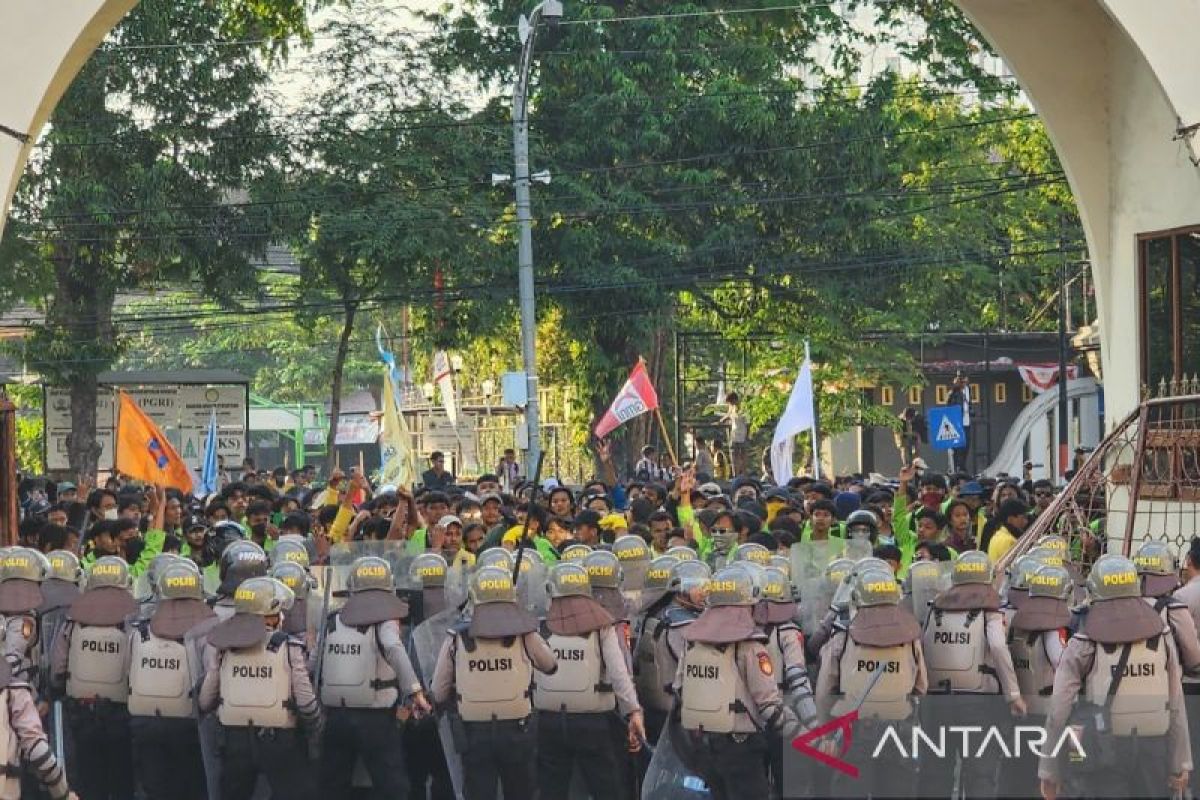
[
  {"left": 956, "top": 0, "right": 1200, "bottom": 427},
  {"left": 0, "top": 0, "right": 137, "bottom": 238}
]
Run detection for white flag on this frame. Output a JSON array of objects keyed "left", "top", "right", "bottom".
[
  {"left": 432, "top": 350, "right": 459, "bottom": 425},
  {"left": 770, "top": 350, "right": 816, "bottom": 484}
]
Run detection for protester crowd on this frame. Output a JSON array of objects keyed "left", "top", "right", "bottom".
[{"left": 1, "top": 443, "right": 1194, "bottom": 800}]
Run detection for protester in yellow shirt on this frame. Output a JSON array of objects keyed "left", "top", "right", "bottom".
[{"left": 986, "top": 498, "right": 1030, "bottom": 564}]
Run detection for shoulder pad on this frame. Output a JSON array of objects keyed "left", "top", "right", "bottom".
[
  {"left": 449, "top": 617, "right": 471, "bottom": 636},
  {"left": 663, "top": 606, "right": 699, "bottom": 628}
]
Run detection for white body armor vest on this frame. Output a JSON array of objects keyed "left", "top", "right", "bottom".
[
  {"left": 67, "top": 624, "right": 130, "bottom": 702},
  {"left": 218, "top": 637, "right": 295, "bottom": 729},
  {"left": 834, "top": 637, "right": 915, "bottom": 721},
  {"left": 533, "top": 630, "right": 614, "bottom": 714},
  {"left": 454, "top": 634, "right": 533, "bottom": 722},
  {"left": 1008, "top": 627, "right": 1053, "bottom": 715},
  {"left": 634, "top": 616, "right": 671, "bottom": 711},
  {"left": 127, "top": 624, "right": 194, "bottom": 718},
  {"left": 320, "top": 616, "right": 399, "bottom": 709},
  {"left": 0, "top": 688, "right": 16, "bottom": 800},
  {"left": 922, "top": 608, "right": 997, "bottom": 694},
  {"left": 1084, "top": 637, "right": 1171, "bottom": 737},
  {"left": 680, "top": 642, "right": 740, "bottom": 734}
]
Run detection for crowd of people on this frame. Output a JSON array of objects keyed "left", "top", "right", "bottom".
[{"left": 0, "top": 447, "right": 1186, "bottom": 800}]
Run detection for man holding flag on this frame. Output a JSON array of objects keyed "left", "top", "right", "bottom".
[
  {"left": 770, "top": 344, "right": 818, "bottom": 485},
  {"left": 594, "top": 359, "right": 678, "bottom": 465}
]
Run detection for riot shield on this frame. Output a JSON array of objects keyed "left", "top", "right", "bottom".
[
  {"left": 790, "top": 541, "right": 847, "bottom": 639},
  {"left": 641, "top": 723, "right": 710, "bottom": 800},
  {"left": 514, "top": 550, "right": 549, "bottom": 617},
  {"left": 410, "top": 606, "right": 465, "bottom": 799},
  {"left": 904, "top": 560, "right": 945, "bottom": 625},
  {"left": 843, "top": 536, "right": 873, "bottom": 562}
]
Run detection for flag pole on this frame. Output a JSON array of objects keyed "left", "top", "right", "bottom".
[
  {"left": 654, "top": 408, "right": 679, "bottom": 466},
  {"left": 807, "top": 341, "right": 821, "bottom": 481}
]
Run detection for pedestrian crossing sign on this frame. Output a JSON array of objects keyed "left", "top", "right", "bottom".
[{"left": 927, "top": 406, "right": 966, "bottom": 451}]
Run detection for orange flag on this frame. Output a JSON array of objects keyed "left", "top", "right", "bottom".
[{"left": 115, "top": 391, "right": 194, "bottom": 492}]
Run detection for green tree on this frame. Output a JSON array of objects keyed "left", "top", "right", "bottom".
[{"left": 3, "top": 0, "right": 328, "bottom": 477}]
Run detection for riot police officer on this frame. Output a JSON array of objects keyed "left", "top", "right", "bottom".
[
  {"left": 675, "top": 564, "right": 801, "bottom": 800},
  {"left": 269, "top": 560, "right": 314, "bottom": 642},
  {"left": 757, "top": 566, "right": 817, "bottom": 726},
  {"left": 919, "top": 550, "right": 1024, "bottom": 799},
  {"left": 0, "top": 547, "right": 48, "bottom": 685},
  {"left": 535, "top": 561, "right": 645, "bottom": 800},
  {"left": 410, "top": 551, "right": 452, "bottom": 619},
  {"left": 1040, "top": 555, "right": 1189, "bottom": 800},
  {"left": 646, "top": 560, "right": 711, "bottom": 723},
  {"left": 431, "top": 566, "right": 557, "bottom": 800},
  {"left": 815, "top": 566, "right": 926, "bottom": 797},
  {"left": 1134, "top": 540, "right": 1200, "bottom": 674},
  {"left": 319, "top": 556, "right": 431, "bottom": 799},
  {"left": 406, "top": 551, "right": 457, "bottom": 800},
  {"left": 0, "top": 655, "right": 75, "bottom": 799},
  {"left": 128, "top": 559, "right": 215, "bottom": 800},
  {"left": 631, "top": 554, "right": 680, "bottom": 740},
  {"left": 50, "top": 556, "right": 139, "bottom": 800},
  {"left": 198, "top": 576, "right": 322, "bottom": 800}
]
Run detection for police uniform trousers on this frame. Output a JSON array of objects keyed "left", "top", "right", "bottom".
[
  {"left": 66, "top": 699, "right": 134, "bottom": 800},
  {"left": 130, "top": 716, "right": 206, "bottom": 800},
  {"left": 322, "top": 707, "right": 410, "bottom": 800},
  {"left": 829, "top": 719, "right": 918, "bottom": 799},
  {"left": 220, "top": 726, "right": 316, "bottom": 800},
  {"left": 686, "top": 730, "right": 770, "bottom": 800},
  {"left": 536, "top": 710, "right": 623, "bottom": 800},
  {"left": 1067, "top": 734, "right": 1170, "bottom": 800},
  {"left": 917, "top": 693, "right": 1007, "bottom": 800},
  {"left": 403, "top": 715, "right": 455, "bottom": 800},
  {"left": 998, "top": 712, "right": 1045, "bottom": 800},
  {"left": 461, "top": 717, "right": 537, "bottom": 800}
]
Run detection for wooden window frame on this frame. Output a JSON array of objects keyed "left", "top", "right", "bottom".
[
  {"left": 994, "top": 383, "right": 1007, "bottom": 404},
  {"left": 907, "top": 386, "right": 922, "bottom": 405},
  {"left": 1138, "top": 225, "right": 1200, "bottom": 387},
  {"left": 1021, "top": 384, "right": 1034, "bottom": 403},
  {"left": 881, "top": 386, "right": 895, "bottom": 405},
  {"left": 935, "top": 385, "right": 950, "bottom": 404}
]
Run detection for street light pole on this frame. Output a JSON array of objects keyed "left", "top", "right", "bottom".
[{"left": 512, "top": 0, "right": 561, "bottom": 476}]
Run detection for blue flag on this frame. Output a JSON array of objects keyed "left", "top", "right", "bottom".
[{"left": 199, "top": 409, "right": 219, "bottom": 496}]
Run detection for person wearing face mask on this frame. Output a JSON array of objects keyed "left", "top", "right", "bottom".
[
  {"left": 81, "top": 483, "right": 167, "bottom": 578},
  {"left": 86, "top": 488, "right": 119, "bottom": 524}
]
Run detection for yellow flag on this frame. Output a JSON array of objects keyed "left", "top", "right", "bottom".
[{"left": 378, "top": 372, "right": 417, "bottom": 489}]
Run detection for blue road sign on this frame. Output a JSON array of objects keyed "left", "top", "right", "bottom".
[{"left": 928, "top": 406, "right": 966, "bottom": 451}]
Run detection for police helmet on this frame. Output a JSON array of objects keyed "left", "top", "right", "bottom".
[
  {"left": 664, "top": 546, "right": 698, "bottom": 562},
  {"left": 824, "top": 558, "right": 854, "bottom": 588},
  {"left": 951, "top": 550, "right": 994, "bottom": 586},
  {"left": 1036, "top": 535, "right": 1069, "bottom": 556},
  {"left": 612, "top": 535, "right": 651, "bottom": 564},
  {"left": 145, "top": 553, "right": 183, "bottom": 593},
  {"left": 469, "top": 566, "right": 517, "bottom": 605},
  {"left": 1026, "top": 545, "right": 1065, "bottom": 569},
  {"left": 547, "top": 562, "right": 592, "bottom": 598},
  {"left": 475, "top": 548, "right": 514, "bottom": 571},
  {"left": 705, "top": 565, "right": 759, "bottom": 607},
  {"left": 668, "top": 559, "right": 712, "bottom": 594},
  {"left": 513, "top": 548, "right": 543, "bottom": 577},
  {"left": 1006, "top": 553, "right": 1040, "bottom": 592},
  {"left": 234, "top": 576, "right": 293, "bottom": 616},
  {"left": 203, "top": 521, "right": 245, "bottom": 565},
  {"left": 851, "top": 557, "right": 892, "bottom": 577},
  {"left": 845, "top": 509, "right": 880, "bottom": 540},
  {"left": 851, "top": 567, "right": 902, "bottom": 608},
  {"left": 87, "top": 556, "right": 132, "bottom": 590},
  {"left": 409, "top": 553, "right": 449, "bottom": 588},
  {"left": 583, "top": 550, "right": 622, "bottom": 590},
  {"left": 0, "top": 548, "right": 47, "bottom": 584},
  {"left": 347, "top": 556, "right": 395, "bottom": 593},
  {"left": 644, "top": 555, "right": 680, "bottom": 593},
  {"left": 760, "top": 567, "right": 791, "bottom": 603},
  {"left": 733, "top": 543, "right": 772, "bottom": 565},
  {"left": 157, "top": 560, "right": 205, "bottom": 601},
  {"left": 269, "top": 561, "right": 313, "bottom": 599},
  {"left": 1027, "top": 564, "right": 1073, "bottom": 601},
  {"left": 1132, "top": 540, "right": 1177, "bottom": 576},
  {"left": 219, "top": 540, "right": 268, "bottom": 580},
  {"left": 560, "top": 544, "right": 593, "bottom": 562},
  {"left": 46, "top": 550, "right": 82, "bottom": 584},
  {"left": 1085, "top": 554, "right": 1142, "bottom": 602},
  {"left": 270, "top": 537, "right": 311, "bottom": 570},
  {"left": 768, "top": 555, "right": 791, "bottom": 577}
]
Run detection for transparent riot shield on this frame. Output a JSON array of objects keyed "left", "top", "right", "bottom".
[
  {"left": 790, "top": 541, "right": 847, "bottom": 640},
  {"left": 843, "top": 536, "right": 873, "bottom": 562},
  {"left": 641, "top": 724, "right": 711, "bottom": 800},
  {"left": 904, "top": 560, "right": 945, "bottom": 625},
  {"left": 410, "top": 607, "right": 466, "bottom": 799},
  {"left": 514, "top": 549, "right": 549, "bottom": 617}
]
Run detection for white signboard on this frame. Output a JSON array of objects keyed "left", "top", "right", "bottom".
[
  {"left": 423, "top": 414, "right": 479, "bottom": 472},
  {"left": 45, "top": 383, "right": 247, "bottom": 474}
]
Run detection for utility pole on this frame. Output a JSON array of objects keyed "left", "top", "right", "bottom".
[
  {"left": 1057, "top": 248, "right": 1070, "bottom": 480},
  {"left": 511, "top": 0, "right": 562, "bottom": 475}
]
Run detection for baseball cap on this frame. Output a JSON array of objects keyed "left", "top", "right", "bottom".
[
  {"left": 437, "top": 515, "right": 463, "bottom": 528},
  {"left": 959, "top": 481, "right": 985, "bottom": 498}
]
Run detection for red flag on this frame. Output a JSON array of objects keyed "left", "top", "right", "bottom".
[{"left": 594, "top": 361, "right": 660, "bottom": 439}]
